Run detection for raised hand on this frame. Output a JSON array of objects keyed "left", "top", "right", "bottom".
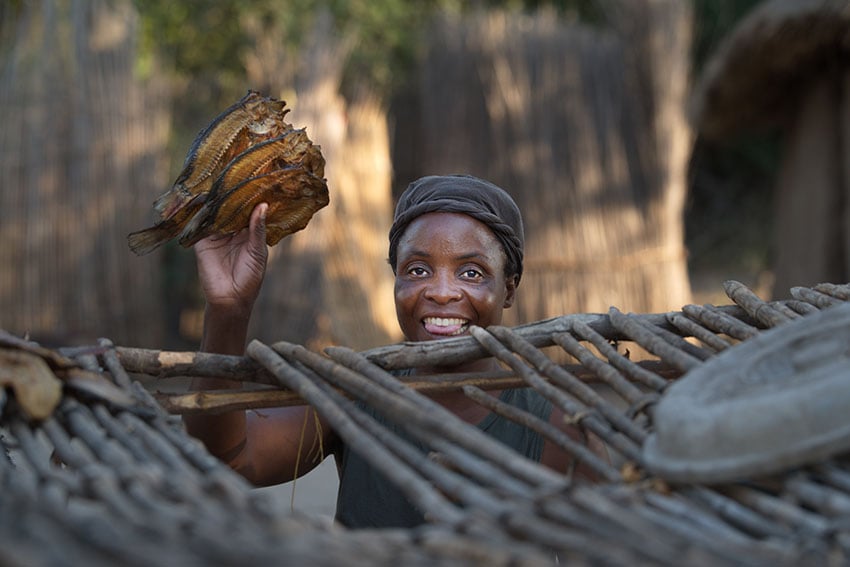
[{"left": 194, "top": 203, "right": 269, "bottom": 315}]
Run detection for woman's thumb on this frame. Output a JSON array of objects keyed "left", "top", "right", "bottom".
[
  {"left": 249, "top": 203, "right": 269, "bottom": 257},
  {"left": 252, "top": 203, "right": 268, "bottom": 235}
]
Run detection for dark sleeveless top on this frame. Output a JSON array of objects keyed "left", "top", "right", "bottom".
[{"left": 334, "top": 388, "right": 553, "bottom": 528}]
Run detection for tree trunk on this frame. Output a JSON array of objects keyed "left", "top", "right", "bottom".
[{"left": 771, "top": 75, "right": 845, "bottom": 297}]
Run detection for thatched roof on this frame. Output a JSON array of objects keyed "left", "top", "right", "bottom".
[
  {"left": 2, "top": 280, "right": 850, "bottom": 565},
  {"left": 691, "top": 0, "right": 850, "bottom": 139}
]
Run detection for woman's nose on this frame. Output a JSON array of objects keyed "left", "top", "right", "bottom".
[{"left": 424, "top": 272, "right": 462, "bottom": 303}]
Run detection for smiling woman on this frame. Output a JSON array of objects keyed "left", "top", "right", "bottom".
[
  {"left": 394, "top": 213, "right": 515, "bottom": 338},
  {"left": 388, "top": 175, "right": 525, "bottom": 377},
  {"left": 183, "top": 173, "right": 607, "bottom": 529}
]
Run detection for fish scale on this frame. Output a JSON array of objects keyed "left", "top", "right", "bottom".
[{"left": 215, "top": 131, "right": 310, "bottom": 191}]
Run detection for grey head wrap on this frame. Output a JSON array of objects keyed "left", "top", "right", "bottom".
[{"left": 388, "top": 174, "right": 525, "bottom": 283}]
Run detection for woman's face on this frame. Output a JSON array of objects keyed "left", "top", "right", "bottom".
[{"left": 393, "top": 212, "right": 517, "bottom": 342}]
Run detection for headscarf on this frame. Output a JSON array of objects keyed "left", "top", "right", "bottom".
[{"left": 388, "top": 174, "right": 524, "bottom": 283}]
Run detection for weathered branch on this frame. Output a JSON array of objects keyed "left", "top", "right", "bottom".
[
  {"left": 148, "top": 361, "right": 681, "bottom": 414},
  {"left": 357, "top": 308, "right": 750, "bottom": 370},
  {"left": 115, "top": 348, "right": 278, "bottom": 384},
  {"left": 114, "top": 307, "right": 751, "bottom": 380}
]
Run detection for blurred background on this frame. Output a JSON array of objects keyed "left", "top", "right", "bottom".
[{"left": 0, "top": 0, "right": 845, "bottom": 352}]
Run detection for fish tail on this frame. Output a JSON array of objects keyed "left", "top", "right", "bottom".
[{"left": 127, "top": 224, "right": 177, "bottom": 256}]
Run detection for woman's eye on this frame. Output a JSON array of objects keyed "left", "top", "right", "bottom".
[
  {"left": 408, "top": 266, "right": 428, "bottom": 277},
  {"left": 461, "top": 268, "right": 483, "bottom": 279}
]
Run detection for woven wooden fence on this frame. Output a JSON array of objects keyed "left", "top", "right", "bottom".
[
  {"left": 1, "top": 2, "right": 697, "bottom": 356},
  {"left": 0, "top": 0, "right": 169, "bottom": 347},
  {"left": 3, "top": 279, "right": 849, "bottom": 565},
  {"left": 402, "top": 3, "right": 693, "bottom": 324}
]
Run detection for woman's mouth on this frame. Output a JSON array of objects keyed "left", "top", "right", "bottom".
[{"left": 423, "top": 317, "right": 469, "bottom": 336}]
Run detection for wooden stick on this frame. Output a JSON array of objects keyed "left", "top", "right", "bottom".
[
  {"left": 765, "top": 300, "right": 803, "bottom": 321},
  {"left": 115, "top": 347, "right": 279, "bottom": 385},
  {"left": 153, "top": 388, "right": 300, "bottom": 415},
  {"left": 469, "top": 325, "right": 644, "bottom": 464},
  {"left": 570, "top": 320, "right": 671, "bottom": 391},
  {"left": 723, "top": 485, "right": 831, "bottom": 536},
  {"left": 462, "top": 384, "right": 620, "bottom": 482},
  {"left": 136, "top": 348, "right": 680, "bottom": 415},
  {"left": 488, "top": 325, "right": 649, "bottom": 445},
  {"left": 278, "top": 341, "right": 565, "bottom": 490},
  {"left": 683, "top": 486, "right": 794, "bottom": 540},
  {"left": 246, "top": 339, "right": 467, "bottom": 527},
  {"left": 665, "top": 312, "right": 731, "bottom": 352},
  {"left": 306, "top": 373, "right": 521, "bottom": 527},
  {"left": 551, "top": 331, "right": 647, "bottom": 405},
  {"left": 785, "top": 472, "right": 850, "bottom": 516},
  {"left": 790, "top": 286, "right": 843, "bottom": 309},
  {"left": 148, "top": 374, "right": 621, "bottom": 415},
  {"left": 114, "top": 307, "right": 753, "bottom": 380},
  {"left": 608, "top": 307, "right": 702, "bottom": 372},
  {"left": 813, "top": 282, "right": 850, "bottom": 300},
  {"left": 780, "top": 299, "right": 820, "bottom": 316},
  {"left": 644, "top": 322, "right": 715, "bottom": 361},
  {"left": 118, "top": 343, "right": 678, "bottom": 384},
  {"left": 681, "top": 304, "right": 760, "bottom": 341},
  {"left": 723, "top": 280, "right": 791, "bottom": 328},
  {"left": 552, "top": 486, "right": 686, "bottom": 563},
  {"left": 358, "top": 308, "right": 751, "bottom": 370},
  {"left": 96, "top": 338, "right": 133, "bottom": 389}
]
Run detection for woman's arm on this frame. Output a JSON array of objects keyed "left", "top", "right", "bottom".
[
  {"left": 540, "top": 405, "right": 610, "bottom": 482},
  {"left": 183, "top": 204, "right": 335, "bottom": 486}
]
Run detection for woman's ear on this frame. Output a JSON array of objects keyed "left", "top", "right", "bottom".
[{"left": 503, "top": 274, "right": 518, "bottom": 308}]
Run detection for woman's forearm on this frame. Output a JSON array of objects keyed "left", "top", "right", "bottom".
[{"left": 183, "top": 304, "right": 252, "bottom": 464}]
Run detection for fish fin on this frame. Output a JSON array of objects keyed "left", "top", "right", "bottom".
[
  {"left": 177, "top": 205, "right": 211, "bottom": 247},
  {"left": 153, "top": 186, "right": 192, "bottom": 220},
  {"left": 127, "top": 224, "right": 175, "bottom": 256}
]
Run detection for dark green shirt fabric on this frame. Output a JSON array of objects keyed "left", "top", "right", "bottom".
[{"left": 334, "top": 388, "right": 553, "bottom": 529}]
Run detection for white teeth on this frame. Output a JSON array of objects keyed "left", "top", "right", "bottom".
[
  {"left": 423, "top": 317, "right": 469, "bottom": 336},
  {"left": 424, "top": 317, "right": 466, "bottom": 327}
]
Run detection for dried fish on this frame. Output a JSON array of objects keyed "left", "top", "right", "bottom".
[
  {"left": 180, "top": 165, "right": 329, "bottom": 247},
  {"left": 155, "top": 90, "right": 291, "bottom": 220},
  {"left": 212, "top": 129, "right": 315, "bottom": 191},
  {"left": 127, "top": 193, "right": 208, "bottom": 256},
  {"left": 127, "top": 90, "right": 328, "bottom": 255}
]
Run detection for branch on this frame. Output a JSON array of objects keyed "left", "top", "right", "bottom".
[{"left": 151, "top": 361, "right": 681, "bottom": 415}]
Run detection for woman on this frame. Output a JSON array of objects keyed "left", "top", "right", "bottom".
[{"left": 185, "top": 174, "right": 605, "bottom": 528}]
